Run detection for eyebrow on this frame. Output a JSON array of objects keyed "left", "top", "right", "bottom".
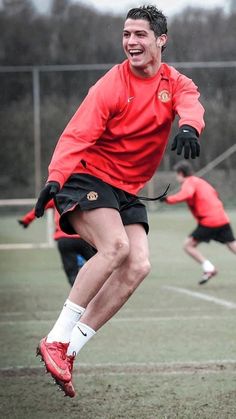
[{"left": 123, "top": 29, "right": 148, "bottom": 34}]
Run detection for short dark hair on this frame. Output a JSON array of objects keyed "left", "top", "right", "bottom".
[
  {"left": 126, "top": 5, "right": 168, "bottom": 50},
  {"left": 173, "top": 161, "right": 193, "bottom": 177}
]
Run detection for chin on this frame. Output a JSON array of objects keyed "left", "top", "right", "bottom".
[{"left": 130, "top": 59, "right": 145, "bottom": 68}]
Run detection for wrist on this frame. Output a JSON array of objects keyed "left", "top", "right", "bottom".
[{"left": 180, "top": 125, "right": 199, "bottom": 137}]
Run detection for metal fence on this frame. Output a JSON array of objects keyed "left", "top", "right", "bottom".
[{"left": 1, "top": 61, "right": 236, "bottom": 200}]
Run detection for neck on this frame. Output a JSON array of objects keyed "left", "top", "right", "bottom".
[{"left": 130, "top": 61, "right": 161, "bottom": 79}]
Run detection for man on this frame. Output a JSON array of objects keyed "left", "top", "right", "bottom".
[
  {"left": 162, "top": 161, "right": 236, "bottom": 284},
  {"left": 18, "top": 200, "right": 96, "bottom": 286},
  {"left": 35, "top": 5, "right": 204, "bottom": 397}
]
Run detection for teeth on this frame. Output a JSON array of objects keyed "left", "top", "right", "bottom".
[{"left": 129, "top": 49, "right": 142, "bottom": 54}]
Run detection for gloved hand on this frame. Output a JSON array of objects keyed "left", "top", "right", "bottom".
[
  {"left": 171, "top": 125, "right": 200, "bottom": 159},
  {"left": 159, "top": 197, "right": 167, "bottom": 203},
  {"left": 35, "top": 181, "right": 60, "bottom": 217},
  {"left": 18, "top": 219, "right": 29, "bottom": 228}
]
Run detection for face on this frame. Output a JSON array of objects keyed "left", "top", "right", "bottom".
[
  {"left": 123, "top": 18, "right": 167, "bottom": 77},
  {"left": 176, "top": 172, "right": 185, "bottom": 184}
]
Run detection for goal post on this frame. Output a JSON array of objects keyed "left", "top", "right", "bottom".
[{"left": 0, "top": 199, "right": 54, "bottom": 250}]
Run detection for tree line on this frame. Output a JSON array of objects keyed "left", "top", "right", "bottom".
[{"left": 0, "top": 0, "right": 236, "bottom": 198}]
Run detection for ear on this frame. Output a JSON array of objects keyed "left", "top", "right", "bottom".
[{"left": 157, "top": 34, "right": 167, "bottom": 48}]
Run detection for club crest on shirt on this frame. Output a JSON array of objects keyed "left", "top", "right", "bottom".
[
  {"left": 158, "top": 90, "right": 171, "bottom": 102},
  {"left": 87, "top": 191, "right": 98, "bottom": 201}
]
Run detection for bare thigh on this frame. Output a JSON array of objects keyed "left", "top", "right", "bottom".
[{"left": 68, "top": 207, "right": 129, "bottom": 253}]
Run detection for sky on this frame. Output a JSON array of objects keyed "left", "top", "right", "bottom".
[{"left": 32, "top": 0, "right": 227, "bottom": 16}]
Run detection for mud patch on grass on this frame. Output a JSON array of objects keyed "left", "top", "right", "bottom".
[{"left": 1, "top": 361, "right": 236, "bottom": 378}]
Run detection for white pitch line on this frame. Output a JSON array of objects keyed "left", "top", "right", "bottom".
[
  {"left": 0, "top": 243, "right": 52, "bottom": 250},
  {"left": 163, "top": 285, "right": 236, "bottom": 309},
  {"left": 1, "top": 359, "right": 236, "bottom": 371},
  {"left": 0, "top": 315, "right": 235, "bottom": 326},
  {"left": 1, "top": 370, "right": 236, "bottom": 377}
]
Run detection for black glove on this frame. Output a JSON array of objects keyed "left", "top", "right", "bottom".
[
  {"left": 159, "top": 197, "right": 167, "bottom": 203},
  {"left": 18, "top": 219, "right": 29, "bottom": 228},
  {"left": 35, "top": 181, "right": 60, "bottom": 217},
  {"left": 171, "top": 125, "right": 200, "bottom": 159}
]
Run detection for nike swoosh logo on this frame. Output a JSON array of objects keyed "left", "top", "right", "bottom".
[
  {"left": 42, "top": 348, "right": 69, "bottom": 377},
  {"left": 77, "top": 326, "right": 87, "bottom": 337},
  {"left": 128, "top": 96, "right": 134, "bottom": 102}
]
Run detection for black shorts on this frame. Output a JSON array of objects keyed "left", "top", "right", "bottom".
[
  {"left": 54, "top": 173, "right": 149, "bottom": 235},
  {"left": 190, "top": 223, "right": 235, "bottom": 244}
]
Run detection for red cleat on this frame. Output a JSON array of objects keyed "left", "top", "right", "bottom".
[
  {"left": 67, "top": 353, "right": 75, "bottom": 376},
  {"left": 54, "top": 377, "right": 76, "bottom": 398},
  {"left": 199, "top": 269, "right": 218, "bottom": 285},
  {"left": 36, "top": 338, "right": 71, "bottom": 382},
  {"left": 55, "top": 353, "right": 76, "bottom": 397}
]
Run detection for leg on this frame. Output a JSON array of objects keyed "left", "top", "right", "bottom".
[
  {"left": 74, "top": 238, "right": 97, "bottom": 260},
  {"left": 226, "top": 240, "right": 236, "bottom": 254},
  {"left": 57, "top": 238, "right": 97, "bottom": 287},
  {"left": 68, "top": 207, "right": 130, "bottom": 307},
  {"left": 57, "top": 239, "right": 79, "bottom": 286},
  {"left": 37, "top": 207, "right": 129, "bottom": 392},
  {"left": 183, "top": 236, "right": 217, "bottom": 284},
  {"left": 80, "top": 223, "right": 150, "bottom": 331},
  {"left": 183, "top": 236, "right": 205, "bottom": 264}
]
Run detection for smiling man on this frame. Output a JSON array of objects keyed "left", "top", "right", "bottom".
[
  {"left": 123, "top": 9, "right": 167, "bottom": 77},
  {"left": 35, "top": 5, "right": 205, "bottom": 397}
]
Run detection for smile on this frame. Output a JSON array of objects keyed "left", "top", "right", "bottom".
[{"left": 128, "top": 49, "right": 143, "bottom": 57}]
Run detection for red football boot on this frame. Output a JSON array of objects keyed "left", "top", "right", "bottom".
[
  {"left": 36, "top": 338, "right": 71, "bottom": 382},
  {"left": 54, "top": 378, "right": 76, "bottom": 398},
  {"left": 54, "top": 352, "right": 76, "bottom": 397}
]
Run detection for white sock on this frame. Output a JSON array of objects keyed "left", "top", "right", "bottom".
[
  {"left": 202, "top": 260, "right": 215, "bottom": 273},
  {"left": 47, "top": 299, "right": 85, "bottom": 343},
  {"left": 67, "top": 321, "right": 96, "bottom": 356}
]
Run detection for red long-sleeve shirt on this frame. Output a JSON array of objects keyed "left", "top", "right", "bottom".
[
  {"left": 21, "top": 200, "right": 79, "bottom": 240},
  {"left": 48, "top": 60, "right": 205, "bottom": 194},
  {"left": 165, "top": 176, "right": 230, "bottom": 227}
]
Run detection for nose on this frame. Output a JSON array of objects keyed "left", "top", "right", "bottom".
[{"left": 127, "top": 33, "right": 138, "bottom": 45}]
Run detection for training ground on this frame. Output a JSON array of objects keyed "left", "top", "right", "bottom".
[{"left": 0, "top": 209, "right": 236, "bottom": 418}]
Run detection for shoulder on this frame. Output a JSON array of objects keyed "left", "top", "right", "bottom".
[
  {"left": 190, "top": 176, "right": 209, "bottom": 188},
  {"left": 161, "top": 63, "right": 182, "bottom": 82},
  {"left": 87, "top": 61, "right": 128, "bottom": 106},
  {"left": 162, "top": 63, "right": 197, "bottom": 90},
  {"left": 184, "top": 176, "right": 198, "bottom": 187},
  {"left": 92, "top": 60, "right": 128, "bottom": 90}
]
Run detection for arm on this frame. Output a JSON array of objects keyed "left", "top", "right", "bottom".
[
  {"left": 19, "top": 199, "right": 55, "bottom": 226},
  {"left": 18, "top": 208, "right": 36, "bottom": 227},
  {"left": 165, "top": 181, "right": 195, "bottom": 205},
  {"left": 35, "top": 71, "right": 120, "bottom": 218},
  {"left": 172, "top": 73, "right": 205, "bottom": 135},
  {"left": 170, "top": 72, "right": 205, "bottom": 159},
  {"left": 48, "top": 75, "right": 119, "bottom": 188}
]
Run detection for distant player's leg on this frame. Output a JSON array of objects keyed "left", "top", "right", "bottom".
[
  {"left": 66, "top": 223, "right": 150, "bottom": 356},
  {"left": 226, "top": 240, "right": 236, "bottom": 254},
  {"left": 57, "top": 238, "right": 80, "bottom": 286},
  {"left": 57, "top": 237, "right": 96, "bottom": 286},
  {"left": 37, "top": 207, "right": 130, "bottom": 395},
  {"left": 183, "top": 236, "right": 217, "bottom": 284}
]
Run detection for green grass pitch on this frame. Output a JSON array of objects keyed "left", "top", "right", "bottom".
[{"left": 0, "top": 209, "right": 236, "bottom": 418}]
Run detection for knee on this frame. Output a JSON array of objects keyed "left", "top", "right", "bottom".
[
  {"left": 128, "top": 257, "right": 151, "bottom": 285},
  {"left": 136, "top": 258, "right": 151, "bottom": 279},
  {"left": 102, "top": 237, "right": 130, "bottom": 268},
  {"left": 183, "top": 239, "right": 188, "bottom": 252},
  {"left": 123, "top": 258, "right": 151, "bottom": 298},
  {"left": 183, "top": 237, "right": 193, "bottom": 252},
  {"left": 227, "top": 241, "right": 236, "bottom": 254}
]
